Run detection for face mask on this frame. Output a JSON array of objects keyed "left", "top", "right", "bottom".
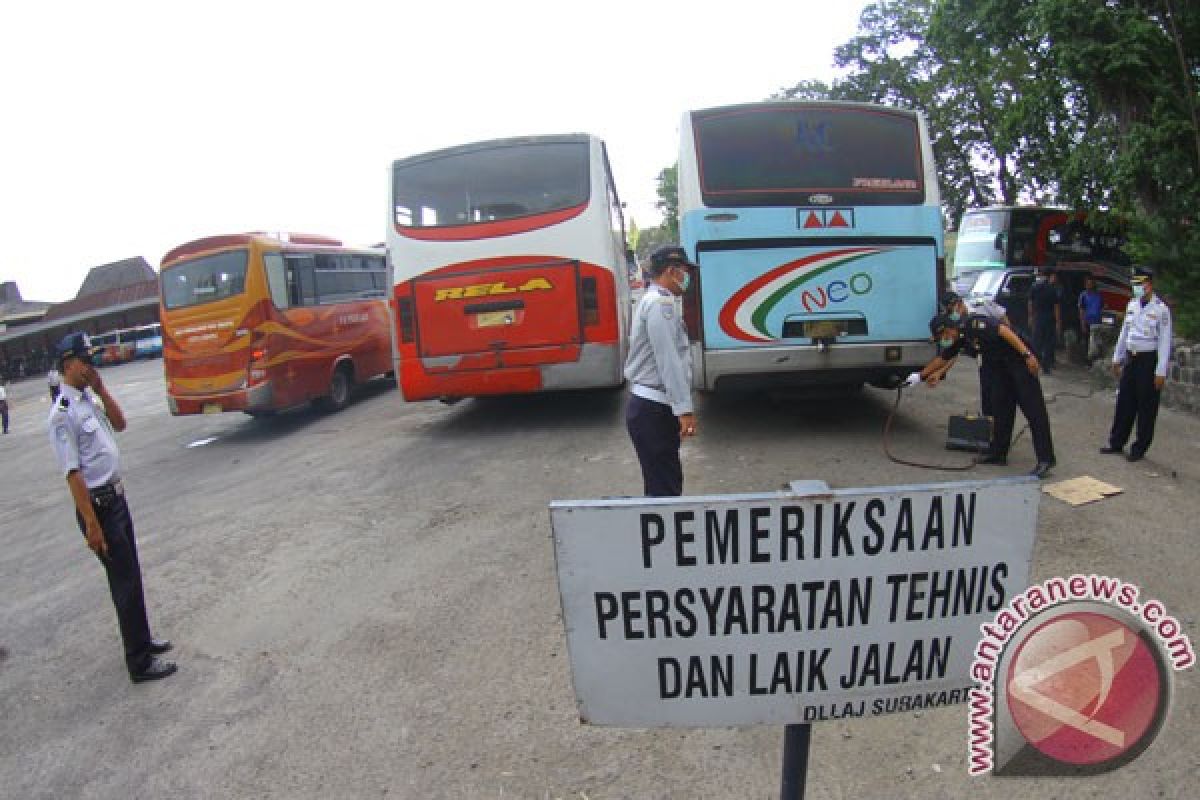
[
  {"left": 1132, "top": 284, "right": 1145, "bottom": 299},
  {"left": 948, "top": 310, "right": 962, "bottom": 323},
  {"left": 678, "top": 270, "right": 691, "bottom": 293}
]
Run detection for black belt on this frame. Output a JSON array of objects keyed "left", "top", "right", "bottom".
[
  {"left": 89, "top": 479, "right": 124, "bottom": 507},
  {"left": 1129, "top": 350, "right": 1158, "bottom": 357}
]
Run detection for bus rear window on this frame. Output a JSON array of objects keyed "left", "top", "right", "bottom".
[
  {"left": 162, "top": 250, "right": 249, "bottom": 309},
  {"left": 393, "top": 141, "right": 589, "bottom": 228},
  {"left": 693, "top": 106, "right": 923, "bottom": 207}
]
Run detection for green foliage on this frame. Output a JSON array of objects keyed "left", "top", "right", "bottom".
[
  {"left": 770, "top": 0, "right": 1200, "bottom": 335},
  {"left": 655, "top": 164, "right": 679, "bottom": 242}
]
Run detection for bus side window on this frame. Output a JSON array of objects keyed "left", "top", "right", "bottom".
[
  {"left": 264, "top": 253, "right": 290, "bottom": 309},
  {"left": 285, "top": 255, "right": 317, "bottom": 306}
]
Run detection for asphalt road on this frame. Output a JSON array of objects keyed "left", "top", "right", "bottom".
[{"left": 0, "top": 357, "right": 1196, "bottom": 799}]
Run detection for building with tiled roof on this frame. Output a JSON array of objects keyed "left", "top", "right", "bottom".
[{"left": 0, "top": 258, "right": 160, "bottom": 380}]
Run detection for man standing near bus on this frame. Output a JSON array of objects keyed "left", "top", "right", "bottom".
[
  {"left": 1101, "top": 267, "right": 1172, "bottom": 462},
  {"left": 47, "top": 332, "right": 177, "bottom": 683},
  {"left": 1078, "top": 276, "right": 1103, "bottom": 360},
  {"left": 624, "top": 246, "right": 697, "bottom": 497},
  {"left": 1028, "top": 267, "right": 1062, "bottom": 373}
]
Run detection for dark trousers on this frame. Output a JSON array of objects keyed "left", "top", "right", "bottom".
[
  {"left": 1032, "top": 316, "right": 1057, "bottom": 370},
  {"left": 989, "top": 358, "right": 1055, "bottom": 464},
  {"left": 626, "top": 394, "right": 682, "bottom": 497},
  {"left": 76, "top": 492, "right": 154, "bottom": 674},
  {"left": 978, "top": 361, "right": 995, "bottom": 417},
  {"left": 0, "top": 400, "right": 7, "bottom": 433},
  {"left": 1109, "top": 352, "right": 1162, "bottom": 457}
]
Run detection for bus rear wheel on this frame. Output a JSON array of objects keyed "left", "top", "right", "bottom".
[{"left": 318, "top": 363, "right": 353, "bottom": 412}]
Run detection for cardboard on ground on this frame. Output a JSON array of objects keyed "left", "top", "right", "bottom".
[{"left": 1042, "top": 476, "right": 1124, "bottom": 506}]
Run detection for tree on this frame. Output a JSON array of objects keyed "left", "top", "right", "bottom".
[
  {"left": 989, "top": 0, "right": 1200, "bottom": 333},
  {"left": 655, "top": 164, "right": 679, "bottom": 242},
  {"left": 776, "top": 0, "right": 1199, "bottom": 332}
]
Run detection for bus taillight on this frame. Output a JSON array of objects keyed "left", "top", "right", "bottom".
[
  {"left": 396, "top": 295, "right": 415, "bottom": 343},
  {"left": 682, "top": 275, "right": 701, "bottom": 343},
  {"left": 581, "top": 277, "right": 599, "bottom": 326}
]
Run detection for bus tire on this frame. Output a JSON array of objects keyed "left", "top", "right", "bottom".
[{"left": 319, "top": 363, "right": 354, "bottom": 412}]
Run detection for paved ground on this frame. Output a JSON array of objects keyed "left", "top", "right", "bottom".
[{"left": 0, "top": 357, "right": 1196, "bottom": 799}]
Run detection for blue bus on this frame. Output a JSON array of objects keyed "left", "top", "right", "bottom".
[{"left": 678, "top": 101, "right": 943, "bottom": 391}]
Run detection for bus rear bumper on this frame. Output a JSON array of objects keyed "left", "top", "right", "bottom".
[
  {"left": 698, "top": 341, "right": 935, "bottom": 392},
  {"left": 167, "top": 381, "right": 274, "bottom": 415},
  {"left": 397, "top": 343, "right": 622, "bottom": 401}
]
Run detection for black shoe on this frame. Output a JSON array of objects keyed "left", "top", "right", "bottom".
[
  {"left": 1126, "top": 452, "right": 1144, "bottom": 462},
  {"left": 1100, "top": 446, "right": 1124, "bottom": 455},
  {"left": 131, "top": 656, "right": 177, "bottom": 683},
  {"left": 1030, "top": 461, "right": 1054, "bottom": 479},
  {"left": 148, "top": 638, "right": 173, "bottom": 655},
  {"left": 978, "top": 453, "right": 1008, "bottom": 466}
]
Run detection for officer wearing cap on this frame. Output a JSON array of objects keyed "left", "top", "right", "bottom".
[
  {"left": 624, "top": 245, "right": 696, "bottom": 496},
  {"left": 924, "top": 311, "right": 1056, "bottom": 478},
  {"left": 46, "top": 332, "right": 177, "bottom": 683},
  {"left": 1101, "top": 266, "right": 1172, "bottom": 461}
]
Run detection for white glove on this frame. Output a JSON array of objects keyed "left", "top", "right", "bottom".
[{"left": 901, "top": 371, "right": 922, "bottom": 388}]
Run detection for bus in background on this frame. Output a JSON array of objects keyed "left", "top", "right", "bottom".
[
  {"left": 952, "top": 206, "right": 1132, "bottom": 331},
  {"left": 678, "top": 101, "right": 942, "bottom": 392},
  {"left": 89, "top": 330, "right": 135, "bottom": 366},
  {"left": 388, "top": 134, "right": 632, "bottom": 402},
  {"left": 160, "top": 232, "right": 392, "bottom": 416},
  {"left": 127, "top": 323, "right": 163, "bottom": 359}
]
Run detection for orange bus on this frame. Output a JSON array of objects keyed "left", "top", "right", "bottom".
[{"left": 160, "top": 232, "right": 392, "bottom": 416}]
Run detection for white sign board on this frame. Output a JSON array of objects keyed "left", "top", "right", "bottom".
[{"left": 550, "top": 478, "right": 1039, "bottom": 727}]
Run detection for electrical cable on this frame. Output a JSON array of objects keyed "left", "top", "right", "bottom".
[
  {"left": 881, "top": 386, "right": 978, "bottom": 471},
  {"left": 883, "top": 380, "right": 1098, "bottom": 471}
]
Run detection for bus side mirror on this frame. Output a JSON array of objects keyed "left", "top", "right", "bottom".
[{"left": 994, "top": 232, "right": 1007, "bottom": 252}]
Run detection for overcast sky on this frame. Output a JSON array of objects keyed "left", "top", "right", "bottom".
[{"left": 0, "top": 0, "right": 867, "bottom": 303}]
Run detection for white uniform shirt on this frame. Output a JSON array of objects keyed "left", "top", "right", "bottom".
[
  {"left": 0, "top": 386, "right": 7, "bottom": 402},
  {"left": 1113, "top": 294, "right": 1172, "bottom": 377},
  {"left": 47, "top": 384, "right": 120, "bottom": 487},
  {"left": 623, "top": 285, "right": 694, "bottom": 415}
]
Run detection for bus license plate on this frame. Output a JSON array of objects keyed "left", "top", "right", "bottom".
[
  {"left": 202, "top": 403, "right": 222, "bottom": 415},
  {"left": 806, "top": 321, "right": 842, "bottom": 339},
  {"left": 476, "top": 311, "right": 516, "bottom": 328}
]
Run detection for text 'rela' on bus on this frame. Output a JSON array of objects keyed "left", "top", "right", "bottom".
[
  {"left": 160, "top": 232, "right": 393, "bottom": 417},
  {"left": 952, "top": 206, "right": 1132, "bottom": 327},
  {"left": 678, "top": 101, "right": 944, "bottom": 392},
  {"left": 389, "top": 134, "right": 633, "bottom": 402}
]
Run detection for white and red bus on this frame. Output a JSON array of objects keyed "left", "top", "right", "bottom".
[{"left": 388, "top": 134, "right": 633, "bottom": 401}]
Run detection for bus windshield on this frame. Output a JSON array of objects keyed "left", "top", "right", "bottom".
[
  {"left": 954, "top": 209, "right": 1010, "bottom": 268},
  {"left": 692, "top": 105, "right": 923, "bottom": 207},
  {"left": 393, "top": 141, "right": 590, "bottom": 228},
  {"left": 162, "top": 249, "right": 249, "bottom": 309}
]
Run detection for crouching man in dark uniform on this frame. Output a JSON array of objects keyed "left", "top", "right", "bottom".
[
  {"left": 923, "top": 312, "right": 1056, "bottom": 479},
  {"left": 46, "top": 332, "right": 177, "bottom": 683}
]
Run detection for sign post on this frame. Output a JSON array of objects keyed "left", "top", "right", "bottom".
[{"left": 549, "top": 477, "right": 1040, "bottom": 797}]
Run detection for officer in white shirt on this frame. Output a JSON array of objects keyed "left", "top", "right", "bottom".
[
  {"left": 47, "top": 332, "right": 177, "bottom": 683},
  {"left": 624, "top": 245, "right": 696, "bottom": 496},
  {"left": 1101, "top": 267, "right": 1173, "bottom": 462}
]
